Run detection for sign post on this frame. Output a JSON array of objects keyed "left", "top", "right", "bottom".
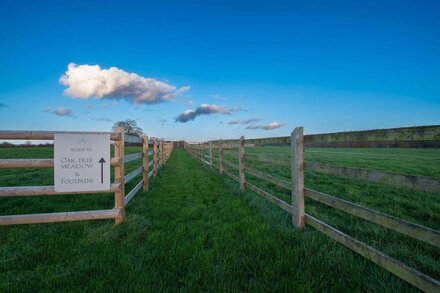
[{"left": 54, "top": 133, "right": 111, "bottom": 192}]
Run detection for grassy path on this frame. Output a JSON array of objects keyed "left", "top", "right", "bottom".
[{"left": 1, "top": 150, "right": 417, "bottom": 291}]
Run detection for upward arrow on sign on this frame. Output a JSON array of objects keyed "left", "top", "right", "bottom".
[{"left": 99, "top": 157, "right": 106, "bottom": 183}]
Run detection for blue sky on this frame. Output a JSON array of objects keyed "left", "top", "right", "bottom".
[{"left": 0, "top": 0, "right": 439, "bottom": 141}]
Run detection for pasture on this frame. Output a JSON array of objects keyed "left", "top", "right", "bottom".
[
  {"left": 1, "top": 132, "right": 440, "bottom": 292},
  {"left": 202, "top": 145, "right": 440, "bottom": 284}
]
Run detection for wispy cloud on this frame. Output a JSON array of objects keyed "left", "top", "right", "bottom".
[
  {"left": 92, "top": 117, "right": 113, "bottom": 122},
  {"left": 182, "top": 99, "right": 194, "bottom": 106},
  {"left": 211, "top": 94, "right": 226, "bottom": 100},
  {"left": 175, "top": 95, "right": 194, "bottom": 106},
  {"left": 228, "top": 117, "right": 263, "bottom": 125},
  {"left": 157, "top": 118, "right": 167, "bottom": 126},
  {"left": 228, "top": 120, "right": 242, "bottom": 125},
  {"left": 175, "top": 104, "right": 236, "bottom": 123},
  {"left": 43, "top": 107, "right": 74, "bottom": 117},
  {"left": 246, "top": 122, "right": 285, "bottom": 130},
  {"left": 60, "top": 63, "right": 190, "bottom": 104}
]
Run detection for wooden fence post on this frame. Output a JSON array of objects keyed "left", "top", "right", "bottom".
[
  {"left": 202, "top": 143, "right": 206, "bottom": 165},
  {"left": 158, "top": 140, "right": 162, "bottom": 167},
  {"left": 219, "top": 139, "right": 224, "bottom": 174},
  {"left": 164, "top": 143, "right": 167, "bottom": 163},
  {"left": 160, "top": 140, "right": 164, "bottom": 166},
  {"left": 114, "top": 127, "right": 125, "bottom": 224},
  {"left": 157, "top": 140, "right": 160, "bottom": 167},
  {"left": 164, "top": 142, "right": 167, "bottom": 163},
  {"left": 239, "top": 136, "right": 246, "bottom": 190},
  {"left": 153, "top": 138, "right": 158, "bottom": 176},
  {"left": 291, "top": 127, "right": 305, "bottom": 229},
  {"left": 199, "top": 143, "right": 202, "bottom": 163},
  {"left": 143, "top": 135, "right": 149, "bottom": 192},
  {"left": 209, "top": 142, "right": 213, "bottom": 167}
]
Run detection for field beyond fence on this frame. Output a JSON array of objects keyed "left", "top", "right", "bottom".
[{"left": 185, "top": 125, "right": 440, "bottom": 292}]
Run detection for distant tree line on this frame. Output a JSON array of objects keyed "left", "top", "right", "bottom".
[{"left": 0, "top": 142, "right": 53, "bottom": 148}]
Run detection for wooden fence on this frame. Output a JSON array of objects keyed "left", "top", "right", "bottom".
[
  {"left": 0, "top": 129, "right": 173, "bottom": 226},
  {"left": 184, "top": 125, "right": 440, "bottom": 292}
]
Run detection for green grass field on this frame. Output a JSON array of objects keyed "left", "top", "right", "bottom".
[
  {"left": 0, "top": 147, "right": 439, "bottom": 291},
  {"left": 213, "top": 146, "right": 440, "bottom": 281}
]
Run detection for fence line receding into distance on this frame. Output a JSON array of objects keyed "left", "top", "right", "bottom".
[
  {"left": 184, "top": 125, "right": 440, "bottom": 293},
  {"left": 0, "top": 129, "right": 173, "bottom": 225}
]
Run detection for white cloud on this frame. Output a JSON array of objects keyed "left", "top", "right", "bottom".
[
  {"left": 246, "top": 122, "right": 285, "bottom": 130},
  {"left": 175, "top": 104, "right": 236, "bottom": 123},
  {"left": 43, "top": 107, "right": 74, "bottom": 117},
  {"left": 210, "top": 94, "right": 226, "bottom": 100},
  {"left": 59, "top": 63, "right": 190, "bottom": 104},
  {"left": 174, "top": 86, "right": 191, "bottom": 96},
  {"left": 183, "top": 99, "right": 194, "bottom": 106},
  {"left": 228, "top": 117, "right": 263, "bottom": 125},
  {"left": 92, "top": 117, "right": 113, "bottom": 122},
  {"left": 157, "top": 118, "right": 167, "bottom": 126},
  {"left": 228, "top": 120, "right": 242, "bottom": 125}
]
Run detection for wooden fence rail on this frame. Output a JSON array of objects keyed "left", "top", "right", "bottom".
[
  {"left": 184, "top": 124, "right": 440, "bottom": 292},
  {"left": 304, "top": 214, "right": 440, "bottom": 293},
  {"left": 0, "top": 184, "right": 121, "bottom": 197},
  {"left": 245, "top": 154, "right": 290, "bottom": 166},
  {"left": 304, "top": 188, "right": 440, "bottom": 247},
  {"left": 0, "top": 130, "right": 174, "bottom": 226},
  {"left": 304, "top": 161, "right": 440, "bottom": 194}
]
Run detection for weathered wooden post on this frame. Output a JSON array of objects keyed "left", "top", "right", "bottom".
[
  {"left": 291, "top": 127, "right": 305, "bottom": 229},
  {"left": 164, "top": 143, "right": 167, "bottom": 163},
  {"left": 209, "top": 142, "right": 213, "bottom": 167},
  {"left": 114, "top": 127, "right": 125, "bottom": 224},
  {"left": 163, "top": 143, "right": 166, "bottom": 163},
  {"left": 162, "top": 141, "right": 165, "bottom": 165},
  {"left": 159, "top": 140, "right": 163, "bottom": 167},
  {"left": 163, "top": 142, "right": 166, "bottom": 164},
  {"left": 153, "top": 138, "right": 158, "bottom": 176},
  {"left": 219, "top": 139, "right": 224, "bottom": 174},
  {"left": 169, "top": 143, "right": 173, "bottom": 160},
  {"left": 202, "top": 143, "right": 206, "bottom": 165},
  {"left": 169, "top": 143, "right": 172, "bottom": 160},
  {"left": 239, "top": 136, "right": 245, "bottom": 190},
  {"left": 162, "top": 141, "right": 164, "bottom": 165},
  {"left": 158, "top": 140, "right": 161, "bottom": 167},
  {"left": 143, "top": 135, "right": 149, "bottom": 192}
]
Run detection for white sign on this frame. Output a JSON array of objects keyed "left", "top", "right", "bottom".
[{"left": 54, "top": 133, "right": 111, "bottom": 192}]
